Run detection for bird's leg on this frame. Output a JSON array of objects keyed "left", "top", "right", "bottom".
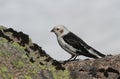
[
  {"left": 67, "top": 55, "right": 75, "bottom": 61},
  {"left": 73, "top": 56, "right": 77, "bottom": 60}
]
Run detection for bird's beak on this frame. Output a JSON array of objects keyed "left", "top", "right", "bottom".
[{"left": 51, "top": 28, "right": 54, "bottom": 32}]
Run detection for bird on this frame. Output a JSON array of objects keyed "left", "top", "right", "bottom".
[{"left": 51, "top": 25, "right": 105, "bottom": 61}]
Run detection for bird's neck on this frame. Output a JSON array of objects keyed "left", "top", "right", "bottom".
[{"left": 59, "top": 32, "right": 69, "bottom": 38}]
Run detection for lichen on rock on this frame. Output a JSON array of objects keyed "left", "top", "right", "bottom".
[
  {"left": 0, "top": 25, "right": 120, "bottom": 79},
  {"left": 0, "top": 25, "right": 69, "bottom": 79}
]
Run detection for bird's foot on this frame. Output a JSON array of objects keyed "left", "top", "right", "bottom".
[{"left": 61, "top": 56, "right": 78, "bottom": 64}]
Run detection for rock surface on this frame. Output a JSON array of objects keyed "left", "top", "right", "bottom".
[
  {"left": 0, "top": 25, "right": 120, "bottom": 79},
  {"left": 63, "top": 55, "right": 120, "bottom": 79}
]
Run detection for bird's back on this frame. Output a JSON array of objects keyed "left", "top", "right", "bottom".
[{"left": 63, "top": 32, "right": 105, "bottom": 58}]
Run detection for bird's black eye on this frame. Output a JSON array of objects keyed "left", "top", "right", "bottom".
[{"left": 56, "top": 28, "right": 59, "bottom": 31}]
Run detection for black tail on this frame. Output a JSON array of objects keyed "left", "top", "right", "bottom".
[{"left": 91, "top": 47, "right": 106, "bottom": 57}]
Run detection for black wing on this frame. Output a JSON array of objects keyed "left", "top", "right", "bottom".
[
  {"left": 63, "top": 32, "right": 105, "bottom": 58},
  {"left": 63, "top": 32, "right": 89, "bottom": 50}
]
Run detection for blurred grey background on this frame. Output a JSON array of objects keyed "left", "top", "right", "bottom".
[{"left": 0, "top": 0, "right": 120, "bottom": 60}]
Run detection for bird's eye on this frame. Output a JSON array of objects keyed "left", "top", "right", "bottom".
[{"left": 56, "top": 28, "right": 59, "bottom": 31}]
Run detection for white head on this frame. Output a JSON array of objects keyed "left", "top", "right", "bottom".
[{"left": 51, "top": 25, "right": 69, "bottom": 37}]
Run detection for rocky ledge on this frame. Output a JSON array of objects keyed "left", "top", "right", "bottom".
[{"left": 0, "top": 25, "right": 120, "bottom": 79}]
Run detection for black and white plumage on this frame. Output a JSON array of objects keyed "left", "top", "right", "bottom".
[{"left": 51, "top": 25, "right": 105, "bottom": 61}]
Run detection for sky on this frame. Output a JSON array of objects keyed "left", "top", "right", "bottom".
[{"left": 0, "top": 0, "right": 120, "bottom": 60}]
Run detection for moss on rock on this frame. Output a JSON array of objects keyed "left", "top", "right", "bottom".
[{"left": 0, "top": 25, "right": 71, "bottom": 79}]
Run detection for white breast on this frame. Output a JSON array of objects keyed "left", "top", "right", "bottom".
[{"left": 57, "top": 37, "right": 77, "bottom": 55}]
